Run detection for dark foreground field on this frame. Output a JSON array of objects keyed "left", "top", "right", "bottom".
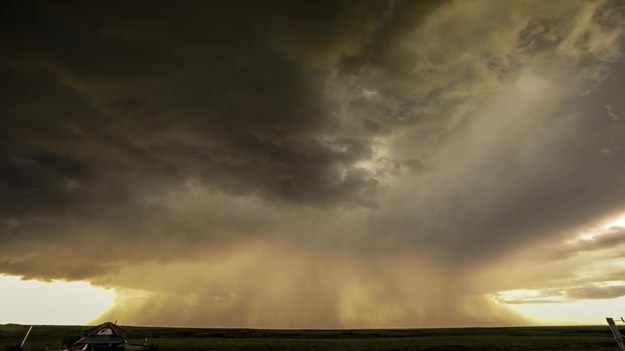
[{"left": 1, "top": 324, "right": 619, "bottom": 351}]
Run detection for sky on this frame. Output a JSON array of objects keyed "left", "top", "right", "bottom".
[{"left": 1, "top": 0, "right": 625, "bottom": 328}]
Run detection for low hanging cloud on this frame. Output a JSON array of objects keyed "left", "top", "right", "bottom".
[{"left": 1, "top": 0, "right": 625, "bottom": 327}]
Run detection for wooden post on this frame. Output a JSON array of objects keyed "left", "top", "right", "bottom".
[
  {"left": 20, "top": 325, "right": 33, "bottom": 349},
  {"left": 607, "top": 318, "right": 625, "bottom": 351}
]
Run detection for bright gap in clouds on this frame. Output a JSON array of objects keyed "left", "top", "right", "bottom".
[
  {"left": 492, "top": 211, "right": 625, "bottom": 326},
  {"left": 0, "top": 275, "right": 114, "bottom": 325},
  {"left": 607, "top": 213, "right": 625, "bottom": 228},
  {"left": 498, "top": 296, "right": 625, "bottom": 325}
]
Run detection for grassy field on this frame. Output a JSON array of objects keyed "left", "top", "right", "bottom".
[{"left": 1, "top": 324, "right": 619, "bottom": 351}]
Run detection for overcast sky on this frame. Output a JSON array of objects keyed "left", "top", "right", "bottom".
[{"left": 2, "top": 0, "right": 625, "bottom": 328}]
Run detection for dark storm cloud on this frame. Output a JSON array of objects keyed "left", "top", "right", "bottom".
[
  {"left": 0, "top": 1, "right": 450, "bottom": 294},
  {"left": 1, "top": 0, "right": 423, "bottom": 215}
]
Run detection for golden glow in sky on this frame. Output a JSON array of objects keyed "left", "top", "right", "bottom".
[
  {"left": 607, "top": 214, "right": 625, "bottom": 228},
  {"left": 502, "top": 297, "right": 625, "bottom": 325},
  {"left": 0, "top": 275, "right": 114, "bottom": 325}
]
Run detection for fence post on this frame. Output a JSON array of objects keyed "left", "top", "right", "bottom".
[{"left": 607, "top": 318, "right": 625, "bottom": 351}]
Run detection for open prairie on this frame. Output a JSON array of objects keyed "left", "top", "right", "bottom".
[{"left": 1, "top": 324, "right": 619, "bottom": 351}]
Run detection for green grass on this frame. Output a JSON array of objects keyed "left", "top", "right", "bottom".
[{"left": 1, "top": 324, "right": 618, "bottom": 351}]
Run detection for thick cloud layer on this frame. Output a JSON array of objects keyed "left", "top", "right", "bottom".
[{"left": 1, "top": 0, "right": 625, "bottom": 327}]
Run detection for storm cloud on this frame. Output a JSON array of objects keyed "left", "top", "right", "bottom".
[{"left": 2, "top": 0, "right": 625, "bottom": 327}]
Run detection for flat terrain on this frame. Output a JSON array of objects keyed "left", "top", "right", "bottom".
[{"left": 1, "top": 324, "right": 619, "bottom": 351}]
